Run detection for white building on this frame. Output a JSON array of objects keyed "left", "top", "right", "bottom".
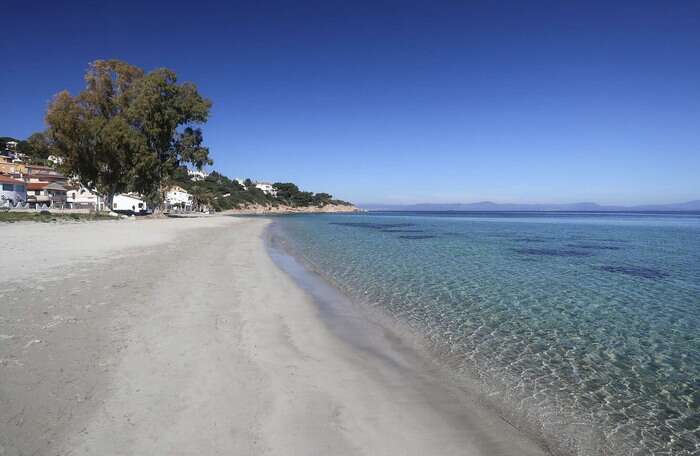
[
  {"left": 165, "top": 186, "right": 194, "bottom": 211},
  {"left": 0, "top": 175, "right": 27, "bottom": 206},
  {"left": 112, "top": 194, "right": 149, "bottom": 215},
  {"left": 66, "top": 184, "right": 105, "bottom": 211},
  {"left": 255, "top": 182, "right": 277, "bottom": 196},
  {"left": 187, "top": 169, "right": 209, "bottom": 181}
]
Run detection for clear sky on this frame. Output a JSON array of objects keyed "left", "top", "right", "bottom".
[{"left": 1, "top": 0, "right": 699, "bottom": 205}]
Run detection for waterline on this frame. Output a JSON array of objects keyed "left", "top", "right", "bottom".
[
  {"left": 265, "top": 224, "right": 550, "bottom": 455},
  {"left": 269, "top": 212, "right": 700, "bottom": 455}
]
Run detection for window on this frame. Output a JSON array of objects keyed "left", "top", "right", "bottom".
[
  {"left": 138, "top": 203, "right": 144, "bottom": 208},
  {"left": 113, "top": 203, "right": 117, "bottom": 209},
  {"left": 1, "top": 184, "right": 13, "bottom": 191},
  {"left": 16, "top": 185, "right": 24, "bottom": 192}
]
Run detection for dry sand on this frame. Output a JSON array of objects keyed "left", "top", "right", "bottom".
[{"left": 0, "top": 217, "right": 547, "bottom": 455}]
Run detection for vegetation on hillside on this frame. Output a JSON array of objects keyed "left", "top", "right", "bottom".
[
  {"left": 272, "top": 182, "right": 350, "bottom": 207},
  {"left": 1, "top": 134, "right": 53, "bottom": 165},
  {"left": 169, "top": 169, "right": 351, "bottom": 211}
]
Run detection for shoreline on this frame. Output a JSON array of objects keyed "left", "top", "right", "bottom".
[
  {"left": 264, "top": 219, "right": 592, "bottom": 456},
  {"left": 264, "top": 223, "right": 550, "bottom": 455},
  {"left": 1, "top": 216, "right": 545, "bottom": 455}
]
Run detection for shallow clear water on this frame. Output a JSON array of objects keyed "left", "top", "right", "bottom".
[{"left": 272, "top": 211, "right": 700, "bottom": 455}]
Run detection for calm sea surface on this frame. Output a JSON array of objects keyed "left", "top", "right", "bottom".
[{"left": 271, "top": 211, "right": 700, "bottom": 455}]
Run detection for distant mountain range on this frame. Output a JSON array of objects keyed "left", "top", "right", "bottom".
[{"left": 360, "top": 200, "right": 700, "bottom": 212}]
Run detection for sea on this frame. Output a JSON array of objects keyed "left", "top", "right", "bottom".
[{"left": 269, "top": 211, "right": 700, "bottom": 455}]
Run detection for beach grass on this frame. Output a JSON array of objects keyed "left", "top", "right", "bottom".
[{"left": 0, "top": 211, "right": 113, "bottom": 223}]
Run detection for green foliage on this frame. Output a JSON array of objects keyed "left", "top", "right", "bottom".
[
  {"left": 273, "top": 182, "right": 350, "bottom": 207},
  {"left": 44, "top": 59, "right": 213, "bottom": 204},
  {"left": 1, "top": 133, "right": 55, "bottom": 165},
  {"left": 168, "top": 169, "right": 273, "bottom": 211},
  {"left": 272, "top": 182, "right": 299, "bottom": 201},
  {"left": 0, "top": 137, "right": 20, "bottom": 151},
  {"left": 164, "top": 169, "right": 348, "bottom": 212},
  {"left": 0, "top": 211, "right": 113, "bottom": 223},
  {"left": 24, "top": 132, "right": 53, "bottom": 164}
]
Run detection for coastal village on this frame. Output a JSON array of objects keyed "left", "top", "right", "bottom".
[
  {"left": 0, "top": 139, "right": 352, "bottom": 216},
  {"left": 1, "top": 139, "right": 191, "bottom": 214}
]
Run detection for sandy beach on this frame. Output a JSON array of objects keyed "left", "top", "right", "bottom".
[{"left": 0, "top": 216, "right": 546, "bottom": 456}]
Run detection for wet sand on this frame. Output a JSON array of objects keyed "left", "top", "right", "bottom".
[{"left": 0, "top": 216, "right": 546, "bottom": 455}]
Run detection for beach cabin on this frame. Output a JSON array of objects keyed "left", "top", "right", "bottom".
[
  {"left": 0, "top": 175, "right": 27, "bottom": 206},
  {"left": 112, "top": 194, "right": 149, "bottom": 215}
]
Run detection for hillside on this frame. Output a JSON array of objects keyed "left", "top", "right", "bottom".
[{"left": 170, "top": 168, "right": 357, "bottom": 213}]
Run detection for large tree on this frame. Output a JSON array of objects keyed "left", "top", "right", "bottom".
[{"left": 45, "top": 60, "right": 212, "bottom": 206}]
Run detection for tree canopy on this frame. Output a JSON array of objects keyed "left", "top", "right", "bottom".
[
  {"left": 45, "top": 59, "right": 212, "bottom": 203},
  {"left": 273, "top": 182, "right": 348, "bottom": 207}
]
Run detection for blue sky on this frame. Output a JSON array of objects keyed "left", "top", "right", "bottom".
[{"left": 1, "top": 0, "right": 699, "bottom": 205}]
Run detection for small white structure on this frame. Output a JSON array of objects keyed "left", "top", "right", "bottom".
[
  {"left": 165, "top": 186, "right": 193, "bottom": 211},
  {"left": 66, "top": 184, "right": 105, "bottom": 211},
  {"left": 187, "top": 169, "right": 209, "bottom": 181},
  {"left": 47, "top": 155, "right": 64, "bottom": 166},
  {"left": 0, "top": 176, "right": 27, "bottom": 205},
  {"left": 112, "top": 194, "right": 149, "bottom": 215},
  {"left": 255, "top": 182, "right": 277, "bottom": 196}
]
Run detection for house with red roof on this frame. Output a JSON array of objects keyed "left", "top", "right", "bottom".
[{"left": 26, "top": 181, "right": 67, "bottom": 208}]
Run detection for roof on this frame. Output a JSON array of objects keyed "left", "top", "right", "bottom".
[
  {"left": 0, "top": 175, "right": 24, "bottom": 185},
  {"left": 115, "top": 193, "right": 145, "bottom": 201},
  {"left": 46, "top": 182, "right": 67, "bottom": 191},
  {"left": 26, "top": 182, "right": 48, "bottom": 190},
  {"left": 27, "top": 172, "right": 65, "bottom": 180},
  {"left": 26, "top": 164, "right": 57, "bottom": 171}
]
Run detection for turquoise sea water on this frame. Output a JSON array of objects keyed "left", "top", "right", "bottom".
[{"left": 272, "top": 212, "right": 700, "bottom": 455}]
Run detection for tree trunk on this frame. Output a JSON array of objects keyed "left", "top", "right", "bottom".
[{"left": 104, "top": 193, "right": 115, "bottom": 214}]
